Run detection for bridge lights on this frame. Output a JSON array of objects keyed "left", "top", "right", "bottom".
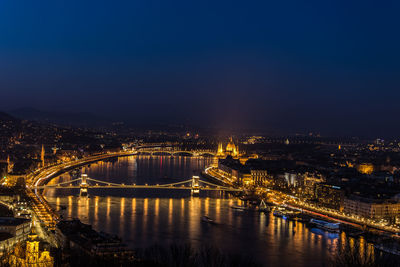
[
  {"left": 192, "top": 188, "right": 200, "bottom": 195},
  {"left": 191, "top": 175, "right": 200, "bottom": 196}
]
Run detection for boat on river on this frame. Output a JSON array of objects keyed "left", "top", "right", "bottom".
[
  {"left": 309, "top": 219, "right": 340, "bottom": 233},
  {"left": 230, "top": 205, "right": 249, "bottom": 211},
  {"left": 230, "top": 200, "right": 271, "bottom": 212},
  {"left": 273, "top": 208, "right": 300, "bottom": 219}
]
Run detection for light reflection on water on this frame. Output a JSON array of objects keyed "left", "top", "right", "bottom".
[{"left": 44, "top": 156, "right": 372, "bottom": 267}]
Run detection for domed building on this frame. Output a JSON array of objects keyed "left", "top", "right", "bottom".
[
  {"left": 217, "top": 137, "right": 239, "bottom": 158},
  {"left": 225, "top": 137, "right": 239, "bottom": 157}
]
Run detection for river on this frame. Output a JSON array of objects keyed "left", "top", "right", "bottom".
[{"left": 43, "top": 155, "right": 370, "bottom": 267}]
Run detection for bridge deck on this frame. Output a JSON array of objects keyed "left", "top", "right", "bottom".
[{"left": 34, "top": 185, "right": 242, "bottom": 192}]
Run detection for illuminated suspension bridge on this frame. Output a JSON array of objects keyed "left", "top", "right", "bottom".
[
  {"left": 134, "top": 145, "right": 216, "bottom": 156},
  {"left": 33, "top": 174, "right": 242, "bottom": 196}
]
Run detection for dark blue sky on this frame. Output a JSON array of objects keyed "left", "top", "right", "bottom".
[{"left": 1, "top": 0, "right": 399, "bottom": 137}]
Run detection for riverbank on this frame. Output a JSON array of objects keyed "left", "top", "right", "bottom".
[{"left": 204, "top": 165, "right": 400, "bottom": 241}]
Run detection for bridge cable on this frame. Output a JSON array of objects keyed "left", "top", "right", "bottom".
[
  {"left": 35, "top": 178, "right": 82, "bottom": 188},
  {"left": 198, "top": 179, "right": 233, "bottom": 189}
]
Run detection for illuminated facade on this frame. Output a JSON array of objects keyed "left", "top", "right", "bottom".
[
  {"left": 10, "top": 228, "right": 54, "bottom": 267},
  {"left": 41, "top": 145, "right": 45, "bottom": 167},
  {"left": 0, "top": 217, "right": 31, "bottom": 252},
  {"left": 284, "top": 138, "right": 290, "bottom": 145},
  {"left": 357, "top": 163, "right": 374, "bottom": 174},
  {"left": 316, "top": 184, "right": 344, "bottom": 211},
  {"left": 250, "top": 169, "right": 268, "bottom": 185},
  {"left": 302, "top": 175, "right": 325, "bottom": 200},
  {"left": 217, "top": 143, "right": 224, "bottom": 157},
  {"left": 217, "top": 137, "right": 239, "bottom": 158},
  {"left": 6, "top": 155, "right": 13, "bottom": 174},
  {"left": 344, "top": 196, "right": 400, "bottom": 221}
]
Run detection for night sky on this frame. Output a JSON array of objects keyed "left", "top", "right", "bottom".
[{"left": 1, "top": 1, "right": 399, "bottom": 138}]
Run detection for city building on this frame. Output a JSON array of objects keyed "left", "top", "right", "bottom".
[
  {"left": 357, "top": 163, "right": 374, "bottom": 174},
  {"left": 56, "top": 219, "right": 133, "bottom": 259},
  {"left": 0, "top": 217, "right": 31, "bottom": 252},
  {"left": 6, "top": 156, "right": 13, "bottom": 174},
  {"left": 284, "top": 172, "right": 299, "bottom": 187},
  {"left": 343, "top": 195, "right": 400, "bottom": 222},
  {"left": 250, "top": 169, "right": 269, "bottom": 185},
  {"left": 217, "top": 137, "right": 240, "bottom": 158},
  {"left": 302, "top": 175, "right": 325, "bottom": 200},
  {"left": 41, "top": 145, "right": 45, "bottom": 167},
  {"left": 217, "top": 157, "right": 250, "bottom": 185},
  {"left": 316, "top": 183, "right": 345, "bottom": 211},
  {"left": 9, "top": 228, "right": 53, "bottom": 267},
  {"left": 244, "top": 159, "right": 271, "bottom": 185}
]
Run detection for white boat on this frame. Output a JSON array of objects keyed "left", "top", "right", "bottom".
[
  {"left": 230, "top": 205, "right": 248, "bottom": 210},
  {"left": 309, "top": 219, "right": 340, "bottom": 233}
]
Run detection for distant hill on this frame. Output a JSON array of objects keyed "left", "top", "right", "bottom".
[
  {"left": 0, "top": 111, "right": 21, "bottom": 141},
  {"left": 9, "top": 108, "right": 112, "bottom": 128},
  {"left": 0, "top": 111, "right": 18, "bottom": 122}
]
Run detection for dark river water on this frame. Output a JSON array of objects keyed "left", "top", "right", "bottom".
[{"left": 44, "top": 155, "right": 370, "bottom": 267}]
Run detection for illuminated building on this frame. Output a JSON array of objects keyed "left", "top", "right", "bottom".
[
  {"left": 284, "top": 172, "right": 298, "bottom": 187},
  {"left": 25, "top": 230, "right": 53, "bottom": 266},
  {"left": 344, "top": 195, "right": 400, "bottom": 222},
  {"left": 41, "top": 145, "right": 45, "bottom": 167},
  {"left": 217, "top": 143, "right": 224, "bottom": 157},
  {"left": 302, "top": 175, "right": 325, "bottom": 200},
  {"left": 225, "top": 137, "right": 239, "bottom": 157},
  {"left": 10, "top": 227, "right": 53, "bottom": 267},
  {"left": 316, "top": 183, "right": 344, "bottom": 211},
  {"left": 216, "top": 137, "right": 240, "bottom": 158},
  {"left": 243, "top": 136, "right": 263, "bottom": 145},
  {"left": 6, "top": 155, "right": 13, "bottom": 174},
  {"left": 0, "top": 217, "right": 31, "bottom": 252},
  {"left": 357, "top": 163, "right": 374, "bottom": 174},
  {"left": 250, "top": 169, "right": 268, "bottom": 185},
  {"left": 217, "top": 157, "right": 251, "bottom": 185},
  {"left": 284, "top": 138, "right": 290, "bottom": 145}
]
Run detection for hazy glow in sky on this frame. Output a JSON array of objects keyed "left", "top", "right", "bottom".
[{"left": 0, "top": 0, "right": 399, "bottom": 137}]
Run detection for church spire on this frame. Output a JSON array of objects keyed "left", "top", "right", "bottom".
[
  {"left": 41, "top": 145, "right": 45, "bottom": 167},
  {"left": 6, "top": 155, "right": 11, "bottom": 174}
]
